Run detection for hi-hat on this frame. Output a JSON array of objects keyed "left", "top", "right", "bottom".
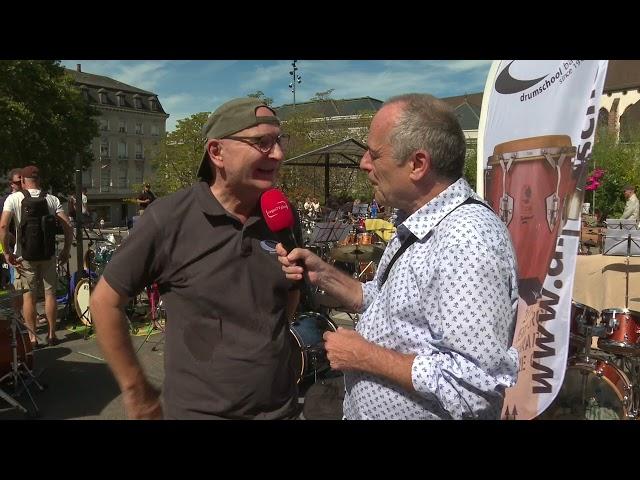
[{"left": 330, "top": 245, "right": 384, "bottom": 263}]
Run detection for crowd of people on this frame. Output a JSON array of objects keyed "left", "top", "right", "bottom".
[{"left": 4, "top": 91, "right": 637, "bottom": 420}]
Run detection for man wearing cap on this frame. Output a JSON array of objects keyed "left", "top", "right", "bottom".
[
  {"left": 621, "top": 184, "right": 639, "bottom": 225},
  {"left": 135, "top": 183, "right": 156, "bottom": 216},
  {"left": 91, "top": 97, "right": 301, "bottom": 420},
  {"left": 0, "top": 165, "right": 73, "bottom": 348}
]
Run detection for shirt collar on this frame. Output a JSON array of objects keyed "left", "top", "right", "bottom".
[
  {"left": 400, "top": 177, "right": 477, "bottom": 241},
  {"left": 194, "top": 181, "right": 264, "bottom": 227}
]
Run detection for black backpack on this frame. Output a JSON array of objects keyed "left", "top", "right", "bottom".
[{"left": 19, "top": 190, "right": 56, "bottom": 261}]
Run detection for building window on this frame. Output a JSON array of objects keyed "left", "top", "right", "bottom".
[
  {"left": 135, "top": 142, "right": 143, "bottom": 159},
  {"left": 82, "top": 168, "right": 93, "bottom": 188},
  {"left": 99, "top": 119, "right": 109, "bottom": 131},
  {"left": 134, "top": 161, "right": 144, "bottom": 184},
  {"left": 117, "top": 93, "right": 126, "bottom": 107},
  {"left": 100, "top": 138, "right": 109, "bottom": 157},
  {"left": 100, "top": 159, "right": 111, "bottom": 192},
  {"left": 151, "top": 124, "right": 159, "bottom": 136},
  {"left": 80, "top": 85, "right": 89, "bottom": 101},
  {"left": 133, "top": 94, "right": 142, "bottom": 109},
  {"left": 117, "top": 160, "right": 128, "bottom": 189},
  {"left": 119, "top": 120, "right": 126, "bottom": 133},
  {"left": 135, "top": 122, "right": 143, "bottom": 135},
  {"left": 149, "top": 97, "right": 158, "bottom": 111},
  {"left": 118, "top": 141, "right": 127, "bottom": 159}
]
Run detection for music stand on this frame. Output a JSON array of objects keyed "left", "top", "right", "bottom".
[
  {"left": 602, "top": 230, "right": 640, "bottom": 309},
  {"left": 309, "top": 222, "right": 351, "bottom": 245}
]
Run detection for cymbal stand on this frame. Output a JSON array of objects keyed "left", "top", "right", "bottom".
[{"left": 0, "top": 306, "right": 45, "bottom": 416}]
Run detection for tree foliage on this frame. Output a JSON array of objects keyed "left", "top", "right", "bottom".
[
  {"left": 0, "top": 60, "right": 98, "bottom": 193},
  {"left": 311, "top": 89, "right": 335, "bottom": 101},
  {"left": 148, "top": 112, "right": 209, "bottom": 196},
  {"left": 277, "top": 108, "right": 375, "bottom": 206},
  {"left": 589, "top": 127, "right": 640, "bottom": 218},
  {"left": 247, "top": 90, "right": 273, "bottom": 106}
]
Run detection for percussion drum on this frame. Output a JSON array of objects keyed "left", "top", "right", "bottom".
[
  {"left": 289, "top": 312, "right": 337, "bottom": 383},
  {"left": 74, "top": 277, "right": 93, "bottom": 326},
  {"left": 569, "top": 302, "right": 599, "bottom": 347},
  {"left": 357, "top": 233, "right": 373, "bottom": 245},
  {"left": 540, "top": 355, "right": 634, "bottom": 420},
  {"left": 597, "top": 308, "right": 640, "bottom": 356},
  {"left": 0, "top": 319, "right": 33, "bottom": 377},
  {"left": 485, "top": 136, "right": 577, "bottom": 304}
]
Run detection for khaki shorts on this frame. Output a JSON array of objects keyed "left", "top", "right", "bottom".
[{"left": 14, "top": 258, "right": 57, "bottom": 293}]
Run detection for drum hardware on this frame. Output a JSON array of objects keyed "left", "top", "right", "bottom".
[
  {"left": 136, "top": 284, "right": 166, "bottom": 354},
  {"left": 0, "top": 295, "right": 45, "bottom": 417}
]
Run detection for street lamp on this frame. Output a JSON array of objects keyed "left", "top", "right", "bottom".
[{"left": 288, "top": 60, "right": 302, "bottom": 110}]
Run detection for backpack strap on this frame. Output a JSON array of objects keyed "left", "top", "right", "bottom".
[{"left": 20, "top": 189, "right": 31, "bottom": 198}]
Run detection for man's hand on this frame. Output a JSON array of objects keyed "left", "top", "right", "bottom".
[
  {"left": 275, "top": 243, "right": 323, "bottom": 285},
  {"left": 4, "top": 252, "right": 22, "bottom": 267},
  {"left": 323, "top": 327, "right": 371, "bottom": 371},
  {"left": 122, "top": 383, "right": 163, "bottom": 420},
  {"left": 57, "top": 250, "right": 70, "bottom": 265}
]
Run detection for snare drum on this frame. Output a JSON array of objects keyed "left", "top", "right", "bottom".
[
  {"left": 485, "top": 136, "right": 577, "bottom": 304},
  {"left": 289, "top": 312, "right": 337, "bottom": 383},
  {"left": 597, "top": 308, "right": 640, "bottom": 356},
  {"left": 569, "top": 302, "right": 599, "bottom": 347},
  {"left": 0, "top": 319, "right": 33, "bottom": 377},
  {"left": 539, "top": 355, "right": 634, "bottom": 420},
  {"left": 357, "top": 233, "right": 373, "bottom": 245},
  {"left": 74, "top": 277, "right": 93, "bottom": 326}
]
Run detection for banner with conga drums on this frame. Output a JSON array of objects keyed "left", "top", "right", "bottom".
[{"left": 477, "top": 60, "right": 609, "bottom": 419}]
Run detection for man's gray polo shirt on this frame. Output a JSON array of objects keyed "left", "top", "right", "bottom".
[{"left": 103, "top": 181, "right": 299, "bottom": 419}]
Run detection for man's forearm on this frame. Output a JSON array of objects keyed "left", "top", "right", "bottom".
[
  {"left": 318, "top": 264, "right": 363, "bottom": 313},
  {"left": 358, "top": 341, "right": 417, "bottom": 392}
]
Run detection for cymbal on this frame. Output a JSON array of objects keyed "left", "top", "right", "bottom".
[{"left": 330, "top": 244, "right": 384, "bottom": 263}]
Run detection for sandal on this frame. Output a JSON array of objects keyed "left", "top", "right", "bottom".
[{"left": 47, "top": 337, "right": 59, "bottom": 347}]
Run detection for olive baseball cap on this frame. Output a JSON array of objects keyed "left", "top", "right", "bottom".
[{"left": 197, "top": 98, "right": 281, "bottom": 182}]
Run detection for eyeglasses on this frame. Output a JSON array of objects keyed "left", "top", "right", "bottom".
[{"left": 224, "top": 133, "right": 290, "bottom": 154}]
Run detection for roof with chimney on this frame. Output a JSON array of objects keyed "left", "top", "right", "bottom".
[{"left": 64, "top": 65, "right": 168, "bottom": 116}]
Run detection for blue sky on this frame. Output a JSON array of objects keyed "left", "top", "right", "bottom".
[{"left": 60, "top": 60, "right": 492, "bottom": 133}]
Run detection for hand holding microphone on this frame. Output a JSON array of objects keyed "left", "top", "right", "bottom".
[{"left": 261, "top": 188, "right": 318, "bottom": 309}]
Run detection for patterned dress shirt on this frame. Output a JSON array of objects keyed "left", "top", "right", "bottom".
[{"left": 343, "top": 178, "right": 519, "bottom": 419}]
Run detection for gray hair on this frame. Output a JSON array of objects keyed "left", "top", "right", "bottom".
[
  {"left": 385, "top": 93, "right": 466, "bottom": 181},
  {"left": 8, "top": 168, "right": 21, "bottom": 180}
]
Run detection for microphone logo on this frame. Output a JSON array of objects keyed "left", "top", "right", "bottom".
[{"left": 265, "top": 200, "right": 289, "bottom": 218}]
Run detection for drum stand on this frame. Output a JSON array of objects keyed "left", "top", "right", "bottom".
[{"left": 0, "top": 310, "right": 45, "bottom": 417}]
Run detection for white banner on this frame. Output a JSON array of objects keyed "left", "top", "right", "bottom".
[{"left": 477, "top": 60, "right": 608, "bottom": 419}]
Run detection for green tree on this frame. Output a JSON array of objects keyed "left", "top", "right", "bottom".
[
  {"left": 311, "top": 89, "right": 335, "bottom": 101},
  {"left": 0, "top": 60, "right": 98, "bottom": 193},
  {"left": 277, "top": 108, "right": 375, "bottom": 205},
  {"left": 247, "top": 90, "right": 273, "bottom": 106},
  {"left": 463, "top": 141, "right": 477, "bottom": 191},
  {"left": 590, "top": 127, "right": 640, "bottom": 218},
  {"left": 148, "top": 112, "right": 210, "bottom": 195}
]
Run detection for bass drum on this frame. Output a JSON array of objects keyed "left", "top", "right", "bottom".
[
  {"left": 540, "top": 355, "right": 634, "bottom": 420},
  {"left": 0, "top": 319, "right": 33, "bottom": 377},
  {"left": 289, "top": 312, "right": 337, "bottom": 384},
  {"left": 74, "top": 278, "right": 93, "bottom": 326}
]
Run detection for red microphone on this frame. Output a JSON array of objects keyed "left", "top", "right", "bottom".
[
  {"left": 261, "top": 188, "right": 317, "bottom": 310},
  {"left": 260, "top": 188, "right": 298, "bottom": 253}
]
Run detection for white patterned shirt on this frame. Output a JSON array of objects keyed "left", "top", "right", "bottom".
[{"left": 343, "top": 178, "right": 519, "bottom": 419}]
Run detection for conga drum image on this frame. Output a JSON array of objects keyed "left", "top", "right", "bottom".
[{"left": 485, "top": 135, "right": 577, "bottom": 304}]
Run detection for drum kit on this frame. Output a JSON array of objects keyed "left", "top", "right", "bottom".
[
  {"left": 0, "top": 290, "right": 45, "bottom": 417},
  {"left": 289, "top": 205, "right": 394, "bottom": 398},
  {"left": 541, "top": 301, "right": 640, "bottom": 420}
]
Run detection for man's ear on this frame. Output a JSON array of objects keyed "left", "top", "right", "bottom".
[
  {"left": 207, "top": 139, "right": 223, "bottom": 168},
  {"left": 409, "top": 149, "right": 431, "bottom": 181}
]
